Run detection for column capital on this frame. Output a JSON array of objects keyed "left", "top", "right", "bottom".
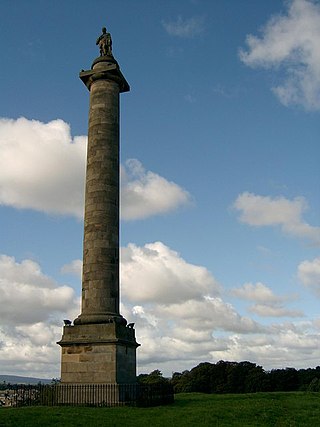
[{"left": 79, "top": 56, "right": 130, "bottom": 92}]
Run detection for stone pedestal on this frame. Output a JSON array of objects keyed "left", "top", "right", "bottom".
[{"left": 58, "top": 322, "right": 137, "bottom": 384}]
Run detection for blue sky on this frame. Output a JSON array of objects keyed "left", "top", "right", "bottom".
[{"left": 0, "top": 0, "right": 319, "bottom": 378}]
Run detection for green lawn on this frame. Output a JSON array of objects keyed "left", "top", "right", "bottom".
[{"left": 0, "top": 392, "right": 319, "bottom": 427}]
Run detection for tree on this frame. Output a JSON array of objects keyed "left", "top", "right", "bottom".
[
  {"left": 137, "top": 370, "right": 169, "bottom": 386},
  {"left": 308, "top": 377, "right": 320, "bottom": 392},
  {"left": 269, "top": 368, "right": 299, "bottom": 392},
  {"left": 170, "top": 370, "right": 193, "bottom": 393}
]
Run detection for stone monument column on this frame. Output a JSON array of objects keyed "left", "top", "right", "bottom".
[
  {"left": 58, "top": 28, "right": 139, "bottom": 386},
  {"left": 75, "top": 56, "right": 126, "bottom": 325}
]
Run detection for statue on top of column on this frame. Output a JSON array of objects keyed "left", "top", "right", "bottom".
[{"left": 96, "top": 27, "right": 113, "bottom": 57}]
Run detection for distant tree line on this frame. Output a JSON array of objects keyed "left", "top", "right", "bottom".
[{"left": 138, "top": 361, "right": 320, "bottom": 394}]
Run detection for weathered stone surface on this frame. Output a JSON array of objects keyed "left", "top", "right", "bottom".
[
  {"left": 58, "top": 50, "right": 138, "bottom": 387},
  {"left": 58, "top": 323, "right": 137, "bottom": 384},
  {"left": 78, "top": 73, "right": 120, "bottom": 322}
]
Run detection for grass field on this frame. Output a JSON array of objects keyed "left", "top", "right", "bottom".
[{"left": 0, "top": 392, "right": 319, "bottom": 426}]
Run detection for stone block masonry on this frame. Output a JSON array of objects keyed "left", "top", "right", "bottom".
[{"left": 59, "top": 323, "right": 137, "bottom": 384}]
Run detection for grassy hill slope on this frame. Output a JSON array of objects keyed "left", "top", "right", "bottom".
[{"left": 0, "top": 392, "right": 319, "bottom": 426}]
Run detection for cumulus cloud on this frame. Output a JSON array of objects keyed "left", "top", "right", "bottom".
[
  {"left": 0, "top": 243, "right": 318, "bottom": 376},
  {"left": 121, "top": 241, "right": 219, "bottom": 303},
  {"left": 0, "top": 242, "right": 268, "bottom": 377},
  {"left": 313, "top": 318, "right": 320, "bottom": 330},
  {"left": 121, "top": 159, "right": 191, "bottom": 220},
  {"left": 231, "top": 282, "right": 302, "bottom": 318},
  {"left": 231, "top": 282, "right": 283, "bottom": 304},
  {"left": 234, "top": 192, "right": 320, "bottom": 245},
  {"left": 249, "top": 304, "right": 303, "bottom": 318},
  {"left": 0, "top": 117, "right": 86, "bottom": 217},
  {"left": 130, "top": 298, "right": 265, "bottom": 370},
  {"left": 298, "top": 257, "right": 320, "bottom": 295},
  {"left": 119, "top": 241, "right": 270, "bottom": 372},
  {"left": 0, "top": 323, "right": 62, "bottom": 377},
  {"left": 0, "top": 117, "right": 190, "bottom": 220},
  {"left": 0, "top": 255, "right": 78, "bottom": 326},
  {"left": 0, "top": 254, "right": 79, "bottom": 377},
  {"left": 210, "top": 325, "right": 320, "bottom": 370},
  {"left": 162, "top": 15, "right": 205, "bottom": 38},
  {"left": 239, "top": 0, "right": 320, "bottom": 110},
  {"left": 60, "top": 259, "right": 82, "bottom": 278},
  {"left": 157, "top": 297, "right": 265, "bottom": 334}
]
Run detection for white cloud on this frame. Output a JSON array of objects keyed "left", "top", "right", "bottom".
[
  {"left": 130, "top": 300, "right": 265, "bottom": 371},
  {"left": 60, "top": 259, "right": 82, "bottom": 278},
  {"left": 249, "top": 304, "right": 303, "bottom": 318},
  {"left": 0, "top": 255, "right": 78, "bottom": 326},
  {"left": 298, "top": 257, "right": 320, "bottom": 295},
  {"left": 157, "top": 297, "right": 265, "bottom": 334},
  {"left": 239, "top": 0, "right": 320, "bottom": 110},
  {"left": 120, "top": 241, "right": 270, "bottom": 372},
  {"left": 0, "top": 117, "right": 190, "bottom": 220},
  {"left": 121, "top": 241, "right": 219, "bottom": 303},
  {"left": 0, "top": 254, "right": 79, "bottom": 377},
  {"left": 0, "top": 323, "right": 62, "bottom": 377},
  {"left": 210, "top": 327, "right": 320, "bottom": 370},
  {"left": 231, "top": 282, "right": 282, "bottom": 304},
  {"left": 121, "top": 159, "right": 191, "bottom": 220},
  {"left": 162, "top": 15, "right": 205, "bottom": 38},
  {"left": 0, "top": 244, "right": 318, "bottom": 377},
  {"left": 0, "top": 117, "right": 86, "bottom": 217},
  {"left": 231, "top": 282, "right": 302, "bottom": 318},
  {"left": 233, "top": 192, "right": 320, "bottom": 245},
  {"left": 313, "top": 318, "right": 320, "bottom": 329}
]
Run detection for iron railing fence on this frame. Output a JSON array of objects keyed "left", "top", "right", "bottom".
[{"left": 0, "top": 383, "right": 174, "bottom": 407}]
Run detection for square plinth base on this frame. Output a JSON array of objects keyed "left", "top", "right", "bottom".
[{"left": 57, "top": 322, "right": 139, "bottom": 384}]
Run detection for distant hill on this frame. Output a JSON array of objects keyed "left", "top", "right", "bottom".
[{"left": 0, "top": 375, "right": 52, "bottom": 385}]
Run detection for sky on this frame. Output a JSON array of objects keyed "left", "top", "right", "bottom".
[{"left": 0, "top": 0, "right": 319, "bottom": 379}]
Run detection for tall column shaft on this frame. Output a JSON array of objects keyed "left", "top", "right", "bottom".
[
  {"left": 75, "top": 59, "right": 128, "bottom": 325},
  {"left": 83, "top": 78, "right": 120, "bottom": 319}
]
